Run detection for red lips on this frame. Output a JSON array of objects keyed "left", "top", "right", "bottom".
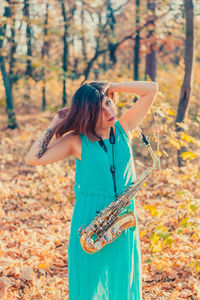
[{"left": 108, "top": 117, "right": 114, "bottom": 121}]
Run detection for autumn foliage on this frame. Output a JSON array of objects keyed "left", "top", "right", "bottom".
[
  {"left": 0, "top": 0, "right": 200, "bottom": 298},
  {"left": 0, "top": 62, "right": 200, "bottom": 299}
]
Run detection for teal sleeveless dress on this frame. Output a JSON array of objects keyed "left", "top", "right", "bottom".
[{"left": 68, "top": 120, "right": 143, "bottom": 300}]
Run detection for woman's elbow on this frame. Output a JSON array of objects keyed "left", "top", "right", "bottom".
[
  {"left": 25, "top": 158, "right": 33, "bottom": 165},
  {"left": 152, "top": 82, "right": 158, "bottom": 93},
  {"left": 25, "top": 155, "right": 37, "bottom": 166}
]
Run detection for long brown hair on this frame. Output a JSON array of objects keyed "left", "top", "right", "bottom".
[{"left": 55, "top": 81, "right": 113, "bottom": 142}]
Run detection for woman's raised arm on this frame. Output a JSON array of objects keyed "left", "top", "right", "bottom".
[
  {"left": 108, "top": 81, "right": 158, "bottom": 132},
  {"left": 25, "top": 128, "right": 74, "bottom": 166},
  {"left": 25, "top": 107, "right": 73, "bottom": 165}
]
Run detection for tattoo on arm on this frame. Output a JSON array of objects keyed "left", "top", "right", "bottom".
[{"left": 36, "top": 127, "right": 56, "bottom": 159}]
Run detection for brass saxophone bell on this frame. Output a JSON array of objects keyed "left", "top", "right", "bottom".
[{"left": 77, "top": 225, "right": 86, "bottom": 235}]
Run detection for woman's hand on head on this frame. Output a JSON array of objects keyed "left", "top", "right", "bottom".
[
  {"left": 106, "top": 82, "right": 115, "bottom": 99},
  {"left": 49, "top": 107, "right": 69, "bottom": 129}
]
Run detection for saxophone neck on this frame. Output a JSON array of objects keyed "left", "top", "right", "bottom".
[
  {"left": 138, "top": 126, "right": 160, "bottom": 169},
  {"left": 138, "top": 126, "right": 149, "bottom": 146}
]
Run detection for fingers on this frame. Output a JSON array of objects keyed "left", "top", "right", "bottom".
[{"left": 57, "top": 107, "right": 69, "bottom": 119}]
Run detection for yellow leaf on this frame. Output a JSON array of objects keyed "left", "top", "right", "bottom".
[
  {"left": 118, "top": 101, "right": 129, "bottom": 107},
  {"left": 4, "top": 137, "right": 12, "bottom": 144},
  {"left": 132, "top": 131, "right": 139, "bottom": 139},
  {"left": 51, "top": 204, "right": 59, "bottom": 210},
  {"left": 155, "top": 150, "right": 162, "bottom": 157},
  {"left": 0, "top": 249, "right": 4, "bottom": 257},
  {"left": 54, "top": 195, "right": 61, "bottom": 202},
  {"left": 19, "top": 131, "right": 32, "bottom": 140},
  {"left": 169, "top": 138, "right": 181, "bottom": 149},
  {"left": 195, "top": 261, "right": 200, "bottom": 271},
  {"left": 144, "top": 204, "right": 158, "bottom": 216},
  {"left": 157, "top": 263, "right": 163, "bottom": 270},
  {"left": 191, "top": 232, "right": 198, "bottom": 240},
  {"left": 43, "top": 118, "right": 50, "bottom": 123},
  {"left": 55, "top": 240, "right": 61, "bottom": 245},
  {"left": 180, "top": 132, "right": 193, "bottom": 143},
  {"left": 180, "top": 151, "right": 197, "bottom": 160},
  {"left": 43, "top": 249, "right": 50, "bottom": 256},
  {"left": 38, "top": 262, "right": 48, "bottom": 269},
  {"left": 57, "top": 177, "right": 68, "bottom": 182},
  {"left": 168, "top": 108, "right": 176, "bottom": 116},
  {"left": 190, "top": 96, "right": 196, "bottom": 102},
  {"left": 150, "top": 240, "right": 162, "bottom": 253},
  {"left": 139, "top": 230, "right": 147, "bottom": 238}
]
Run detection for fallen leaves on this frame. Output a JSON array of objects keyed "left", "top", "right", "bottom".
[{"left": 0, "top": 112, "right": 199, "bottom": 299}]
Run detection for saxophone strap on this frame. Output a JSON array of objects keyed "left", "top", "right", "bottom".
[
  {"left": 97, "top": 126, "right": 117, "bottom": 200},
  {"left": 97, "top": 125, "right": 153, "bottom": 208}
]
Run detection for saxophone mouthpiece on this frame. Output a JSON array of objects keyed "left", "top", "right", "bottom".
[{"left": 139, "top": 127, "right": 149, "bottom": 146}]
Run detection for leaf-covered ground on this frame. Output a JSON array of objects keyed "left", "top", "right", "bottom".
[{"left": 0, "top": 111, "right": 200, "bottom": 300}]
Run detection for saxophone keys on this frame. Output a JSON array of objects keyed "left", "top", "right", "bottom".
[
  {"left": 111, "top": 224, "right": 122, "bottom": 235},
  {"left": 90, "top": 224, "right": 96, "bottom": 231},
  {"left": 103, "top": 231, "right": 113, "bottom": 243},
  {"left": 94, "top": 241, "right": 102, "bottom": 251},
  {"left": 98, "top": 217, "right": 103, "bottom": 224},
  {"left": 102, "top": 221, "right": 107, "bottom": 227},
  {"left": 86, "top": 237, "right": 94, "bottom": 247}
]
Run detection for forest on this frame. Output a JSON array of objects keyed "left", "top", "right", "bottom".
[{"left": 0, "top": 0, "right": 200, "bottom": 299}]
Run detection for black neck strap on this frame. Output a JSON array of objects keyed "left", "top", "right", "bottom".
[{"left": 97, "top": 127, "right": 117, "bottom": 200}]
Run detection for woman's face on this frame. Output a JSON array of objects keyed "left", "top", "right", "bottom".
[{"left": 95, "top": 95, "right": 116, "bottom": 131}]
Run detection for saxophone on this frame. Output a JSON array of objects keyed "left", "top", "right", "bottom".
[{"left": 77, "top": 127, "right": 160, "bottom": 254}]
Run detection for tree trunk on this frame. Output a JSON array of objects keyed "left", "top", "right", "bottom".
[
  {"left": 41, "top": 2, "right": 49, "bottom": 111},
  {"left": 23, "top": 0, "right": 32, "bottom": 100},
  {"left": 134, "top": 0, "right": 140, "bottom": 80},
  {"left": 145, "top": 0, "right": 157, "bottom": 81},
  {"left": 9, "top": 13, "right": 17, "bottom": 86},
  {"left": 102, "top": 52, "right": 107, "bottom": 72},
  {"left": 23, "top": 0, "right": 32, "bottom": 77},
  {"left": 60, "top": 0, "right": 68, "bottom": 107},
  {"left": 1, "top": 63, "right": 18, "bottom": 129},
  {"left": 106, "top": 0, "right": 117, "bottom": 65},
  {"left": 0, "top": 2, "right": 18, "bottom": 129},
  {"left": 175, "top": 0, "right": 194, "bottom": 167},
  {"left": 80, "top": 2, "right": 87, "bottom": 63}
]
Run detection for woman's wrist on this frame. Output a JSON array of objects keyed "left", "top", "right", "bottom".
[
  {"left": 108, "top": 81, "right": 158, "bottom": 96},
  {"left": 48, "top": 121, "right": 58, "bottom": 131},
  {"left": 107, "top": 82, "right": 117, "bottom": 95}
]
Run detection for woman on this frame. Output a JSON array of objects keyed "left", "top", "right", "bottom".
[{"left": 25, "top": 80, "right": 158, "bottom": 300}]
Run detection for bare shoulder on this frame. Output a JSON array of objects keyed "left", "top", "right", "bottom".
[
  {"left": 67, "top": 133, "right": 82, "bottom": 161},
  {"left": 118, "top": 118, "right": 133, "bottom": 142}
]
